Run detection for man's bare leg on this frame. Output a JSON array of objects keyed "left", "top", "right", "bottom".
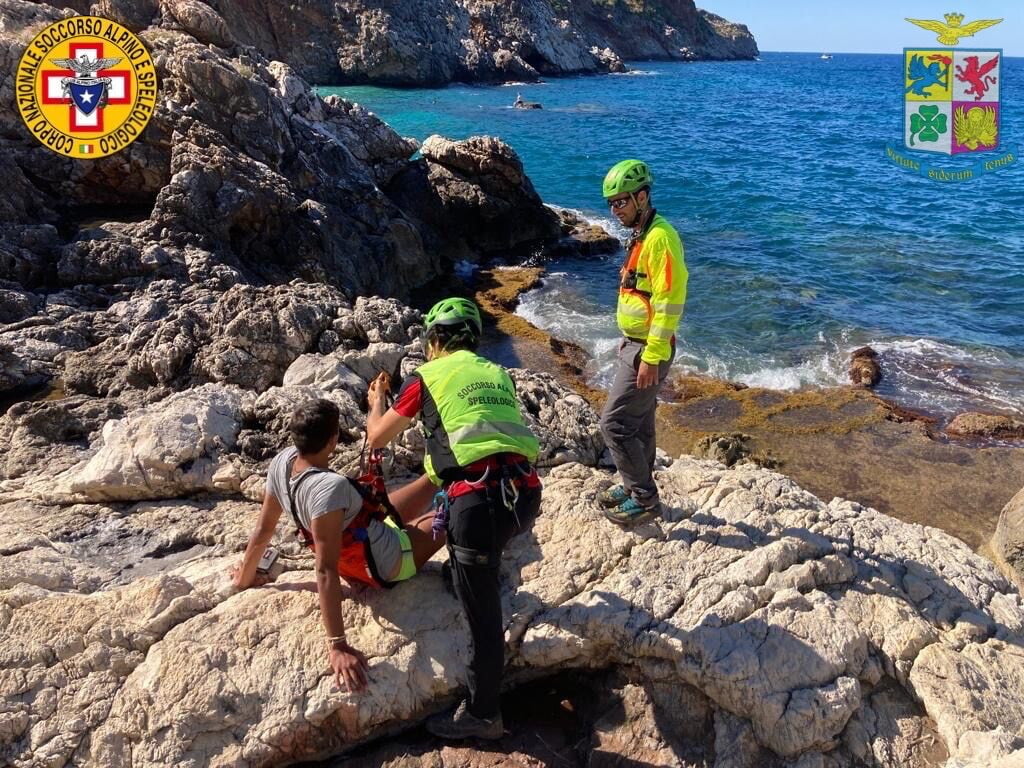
[
  {"left": 390, "top": 474, "right": 437, "bottom": 523},
  {"left": 388, "top": 474, "right": 445, "bottom": 566},
  {"left": 405, "top": 511, "right": 446, "bottom": 568}
]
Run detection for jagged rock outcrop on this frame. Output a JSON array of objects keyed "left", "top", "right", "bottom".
[
  {"left": 2, "top": 458, "right": 1023, "bottom": 767},
  {"left": 208, "top": 0, "right": 756, "bottom": 85},
  {"left": 387, "top": 135, "right": 562, "bottom": 262},
  {"left": 1, "top": 2, "right": 607, "bottom": 404},
  {"left": 1, "top": 292, "right": 605, "bottom": 503}
]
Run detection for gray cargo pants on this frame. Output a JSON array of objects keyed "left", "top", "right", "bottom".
[{"left": 600, "top": 338, "right": 674, "bottom": 503}]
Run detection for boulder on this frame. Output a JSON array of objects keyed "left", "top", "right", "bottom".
[
  {"left": 0, "top": 395, "right": 131, "bottom": 481},
  {"left": 390, "top": 135, "right": 562, "bottom": 260},
  {"left": 510, "top": 369, "right": 605, "bottom": 467},
  {"left": 849, "top": 346, "right": 882, "bottom": 388},
  {"left": 2, "top": 459, "right": 1023, "bottom": 767},
  {"left": 692, "top": 432, "right": 752, "bottom": 467},
  {"left": 191, "top": 282, "right": 346, "bottom": 391},
  {"left": 546, "top": 206, "right": 621, "bottom": 259},
  {"left": 58, "top": 384, "right": 251, "bottom": 502},
  {"left": 994, "top": 487, "right": 1024, "bottom": 588},
  {"left": 947, "top": 412, "right": 1024, "bottom": 441}
]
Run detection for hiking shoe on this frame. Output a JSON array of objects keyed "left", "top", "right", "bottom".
[
  {"left": 426, "top": 700, "right": 504, "bottom": 741},
  {"left": 603, "top": 496, "right": 660, "bottom": 526},
  {"left": 597, "top": 484, "right": 630, "bottom": 508}
]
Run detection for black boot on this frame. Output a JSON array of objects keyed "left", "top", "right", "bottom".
[{"left": 426, "top": 700, "right": 504, "bottom": 740}]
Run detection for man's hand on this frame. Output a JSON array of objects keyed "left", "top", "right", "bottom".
[
  {"left": 636, "top": 360, "right": 659, "bottom": 390},
  {"left": 229, "top": 563, "right": 272, "bottom": 590},
  {"left": 329, "top": 642, "right": 370, "bottom": 692},
  {"left": 367, "top": 372, "right": 391, "bottom": 412}
]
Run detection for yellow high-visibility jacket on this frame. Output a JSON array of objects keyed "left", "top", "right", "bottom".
[{"left": 616, "top": 213, "right": 687, "bottom": 364}]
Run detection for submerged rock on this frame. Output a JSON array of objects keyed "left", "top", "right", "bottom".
[
  {"left": 692, "top": 432, "right": 752, "bottom": 467},
  {"left": 946, "top": 412, "right": 1024, "bottom": 441},
  {"left": 2, "top": 459, "right": 1022, "bottom": 766},
  {"left": 547, "top": 206, "right": 621, "bottom": 259}
]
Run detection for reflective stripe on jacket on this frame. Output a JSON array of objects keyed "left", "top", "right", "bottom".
[
  {"left": 413, "top": 350, "right": 540, "bottom": 485},
  {"left": 616, "top": 212, "right": 687, "bottom": 364}
]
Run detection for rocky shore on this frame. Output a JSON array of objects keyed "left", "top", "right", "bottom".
[
  {"left": 37, "top": 0, "right": 758, "bottom": 86},
  {"left": 478, "top": 267, "right": 1024, "bottom": 567},
  {"left": 3, "top": 2, "right": 1024, "bottom": 767}
]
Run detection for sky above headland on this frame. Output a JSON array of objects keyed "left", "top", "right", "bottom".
[{"left": 704, "top": 1, "right": 1022, "bottom": 57}]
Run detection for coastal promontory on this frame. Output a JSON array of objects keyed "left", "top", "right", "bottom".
[{"left": 40, "top": 0, "right": 759, "bottom": 85}]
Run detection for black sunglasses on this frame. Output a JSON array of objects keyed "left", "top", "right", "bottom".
[{"left": 608, "top": 196, "right": 632, "bottom": 211}]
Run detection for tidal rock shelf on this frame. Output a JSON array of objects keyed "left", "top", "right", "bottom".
[{"left": 3, "top": 454, "right": 1024, "bottom": 767}]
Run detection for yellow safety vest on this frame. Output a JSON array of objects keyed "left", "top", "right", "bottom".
[
  {"left": 616, "top": 212, "right": 687, "bottom": 364},
  {"left": 414, "top": 350, "right": 539, "bottom": 485}
]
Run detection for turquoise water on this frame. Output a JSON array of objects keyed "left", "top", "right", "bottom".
[{"left": 322, "top": 53, "right": 1024, "bottom": 417}]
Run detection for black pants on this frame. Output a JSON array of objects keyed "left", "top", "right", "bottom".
[{"left": 447, "top": 482, "right": 542, "bottom": 719}]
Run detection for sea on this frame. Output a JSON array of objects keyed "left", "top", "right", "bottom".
[{"left": 320, "top": 52, "right": 1024, "bottom": 420}]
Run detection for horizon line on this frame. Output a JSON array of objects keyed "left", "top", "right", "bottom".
[{"left": 761, "top": 49, "right": 1022, "bottom": 57}]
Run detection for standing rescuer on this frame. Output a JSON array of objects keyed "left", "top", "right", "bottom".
[
  {"left": 599, "top": 159, "right": 687, "bottom": 525},
  {"left": 366, "top": 297, "right": 542, "bottom": 740}
]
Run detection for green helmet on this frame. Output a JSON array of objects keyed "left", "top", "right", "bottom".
[
  {"left": 602, "top": 159, "right": 653, "bottom": 198},
  {"left": 423, "top": 297, "right": 482, "bottom": 335}
]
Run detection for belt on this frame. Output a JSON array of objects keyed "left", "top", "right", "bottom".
[
  {"left": 623, "top": 335, "right": 676, "bottom": 348},
  {"left": 455, "top": 453, "right": 531, "bottom": 479}
]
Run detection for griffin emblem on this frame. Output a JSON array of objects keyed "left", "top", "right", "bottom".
[
  {"left": 905, "top": 13, "right": 1003, "bottom": 46},
  {"left": 955, "top": 55, "right": 999, "bottom": 101}
]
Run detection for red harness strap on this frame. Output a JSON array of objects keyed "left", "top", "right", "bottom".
[{"left": 286, "top": 457, "right": 401, "bottom": 589}]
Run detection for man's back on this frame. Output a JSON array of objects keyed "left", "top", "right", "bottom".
[{"left": 266, "top": 446, "right": 401, "bottom": 572}]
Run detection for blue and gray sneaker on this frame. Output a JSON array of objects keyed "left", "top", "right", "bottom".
[
  {"left": 597, "top": 484, "right": 630, "bottom": 508},
  {"left": 603, "top": 496, "right": 660, "bottom": 526}
]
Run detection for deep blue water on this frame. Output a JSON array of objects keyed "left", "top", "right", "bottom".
[{"left": 322, "top": 52, "right": 1024, "bottom": 417}]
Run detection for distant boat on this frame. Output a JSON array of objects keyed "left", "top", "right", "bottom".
[{"left": 820, "top": 54, "right": 833, "bottom": 60}]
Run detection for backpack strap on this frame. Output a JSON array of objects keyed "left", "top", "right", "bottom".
[{"left": 286, "top": 455, "right": 326, "bottom": 547}]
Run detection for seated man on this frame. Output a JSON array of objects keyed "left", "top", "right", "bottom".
[{"left": 232, "top": 399, "right": 442, "bottom": 693}]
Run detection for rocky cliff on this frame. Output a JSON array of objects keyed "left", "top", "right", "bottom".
[
  {"left": 40, "top": 0, "right": 758, "bottom": 86},
  {"left": 1, "top": 0, "right": 606, "bottom": 404}
]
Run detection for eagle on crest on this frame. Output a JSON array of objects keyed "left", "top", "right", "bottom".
[{"left": 905, "top": 13, "right": 1003, "bottom": 46}]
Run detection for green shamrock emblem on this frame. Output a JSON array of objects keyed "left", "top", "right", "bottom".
[{"left": 909, "top": 105, "right": 948, "bottom": 147}]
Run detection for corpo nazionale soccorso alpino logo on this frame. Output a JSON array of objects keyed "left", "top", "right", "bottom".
[
  {"left": 15, "top": 16, "right": 158, "bottom": 159},
  {"left": 886, "top": 12, "right": 1017, "bottom": 181}
]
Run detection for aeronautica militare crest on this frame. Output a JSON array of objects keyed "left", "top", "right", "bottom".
[
  {"left": 886, "top": 12, "right": 1017, "bottom": 181},
  {"left": 15, "top": 16, "right": 157, "bottom": 159}
]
